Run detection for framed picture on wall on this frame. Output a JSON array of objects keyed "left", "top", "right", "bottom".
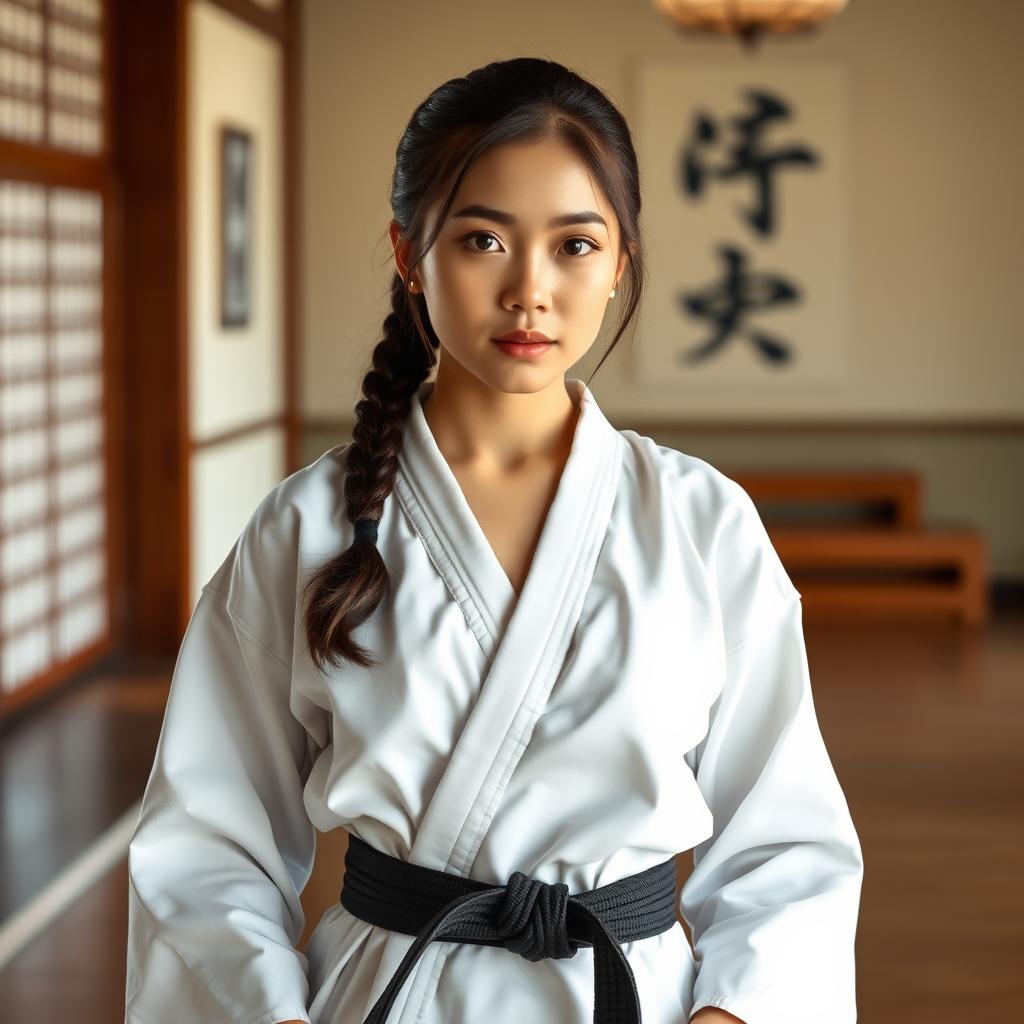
[{"left": 220, "top": 124, "right": 253, "bottom": 328}]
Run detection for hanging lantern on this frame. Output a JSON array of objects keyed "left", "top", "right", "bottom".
[{"left": 652, "top": 0, "right": 850, "bottom": 49}]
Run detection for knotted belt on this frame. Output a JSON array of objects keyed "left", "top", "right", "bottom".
[{"left": 340, "top": 832, "right": 679, "bottom": 1023}]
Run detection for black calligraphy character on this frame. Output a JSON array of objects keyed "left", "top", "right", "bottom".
[
  {"left": 681, "top": 88, "right": 819, "bottom": 236},
  {"left": 678, "top": 245, "right": 799, "bottom": 366}
]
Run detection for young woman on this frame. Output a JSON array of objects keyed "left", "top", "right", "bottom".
[{"left": 125, "top": 58, "right": 863, "bottom": 1024}]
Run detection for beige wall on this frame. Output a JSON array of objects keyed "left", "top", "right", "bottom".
[
  {"left": 301, "top": 0, "right": 1024, "bottom": 576},
  {"left": 188, "top": 0, "right": 287, "bottom": 605}
]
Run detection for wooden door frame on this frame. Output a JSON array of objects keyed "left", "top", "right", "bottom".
[{"left": 117, "top": 0, "right": 302, "bottom": 654}]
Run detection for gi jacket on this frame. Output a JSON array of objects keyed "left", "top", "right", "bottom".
[{"left": 125, "top": 377, "right": 864, "bottom": 1024}]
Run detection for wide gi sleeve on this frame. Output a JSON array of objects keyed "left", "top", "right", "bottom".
[
  {"left": 680, "top": 479, "right": 864, "bottom": 1024},
  {"left": 124, "top": 554, "right": 321, "bottom": 1023}
]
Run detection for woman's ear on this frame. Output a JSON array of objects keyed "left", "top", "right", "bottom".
[
  {"left": 390, "top": 220, "right": 412, "bottom": 281},
  {"left": 615, "top": 248, "right": 629, "bottom": 288}
]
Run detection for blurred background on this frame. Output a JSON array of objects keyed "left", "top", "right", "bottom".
[{"left": 0, "top": 0, "right": 1021, "bottom": 1020}]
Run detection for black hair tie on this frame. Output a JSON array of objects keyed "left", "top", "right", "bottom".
[{"left": 354, "top": 517, "right": 379, "bottom": 543}]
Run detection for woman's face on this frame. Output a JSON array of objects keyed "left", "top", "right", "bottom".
[{"left": 390, "top": 135, "right": 628, "bottom": 393}]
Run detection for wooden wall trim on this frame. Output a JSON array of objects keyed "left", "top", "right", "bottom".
[
  {"left": 191, "top": 414, "right": 289, "bottom": 451},
  {"left": 115, "top": 0, "right": 189, "bottom": 655},
  {"left": 176, "top": 0, "right": 191, "bottom": 640},
  {"left": 621, "top": 418, "right": 1024, "bottom": 434},
  {"left": 0, "top": 142, "right": 110, "bottom": 188},
  {"left": 0, "top": 638, "right": 114, "bottom": 721},
  {"left": 304, "top": 415, "right": 1024, "bottom": 436},
  {"left": 284, "top": 0, "right": 301, "bottom": 473}
]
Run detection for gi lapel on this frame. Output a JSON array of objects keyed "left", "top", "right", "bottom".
[
  {"left": 360, "top": 378, "right": 622, "bottom": 1022},
  {"left": 392, "top": 379, "right": 520, "bottom": 657},
  {"left": 393, "top": 376, "right": 624, "bottom": 876}
]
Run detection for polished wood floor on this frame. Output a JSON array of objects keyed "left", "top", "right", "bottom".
[{"left": 1, "top": 608, "right": 1022, "bottom": 1022}]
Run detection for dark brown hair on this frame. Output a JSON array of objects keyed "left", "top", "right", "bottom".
[{"left": 302, "top": 56, "right": 648, "bottom": 673}]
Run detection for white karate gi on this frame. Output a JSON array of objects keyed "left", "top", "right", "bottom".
[{"left": 124, "top": 377, "right": 863, "bottom": 1024}]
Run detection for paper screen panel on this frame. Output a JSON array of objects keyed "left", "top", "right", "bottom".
[
  {"left": 0, "top": 0, "right": 104, "bottom": 153},
  {"left": 0, "top": 179, "right": 109, "bottom": 696}
]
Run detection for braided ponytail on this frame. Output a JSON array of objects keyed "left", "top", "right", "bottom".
[{"left": 301, "top": 272, "right": 437, "bottom": 672}]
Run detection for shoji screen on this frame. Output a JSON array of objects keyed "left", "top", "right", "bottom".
[
  {"left": 0, "top": 0, "right": 112, "bottom": 717},
  {"left": 0, "top": 0, "right": 104, "bottom": 152}
]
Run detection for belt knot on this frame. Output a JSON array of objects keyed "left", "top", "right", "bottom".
[{"left": 492, "top": 870, "right": 579, "bottom": 962}]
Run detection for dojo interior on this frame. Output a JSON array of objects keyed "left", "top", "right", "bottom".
[{"left": 0, "top": 0, "right": 1021, "bottom": 1020}]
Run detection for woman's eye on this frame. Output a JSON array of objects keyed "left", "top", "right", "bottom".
[
  {"left": 562, "top": 237, "right": 599, "bottom": 257},
  {"left": 466, "top": 231, "right": 501, "bottom": 252}
]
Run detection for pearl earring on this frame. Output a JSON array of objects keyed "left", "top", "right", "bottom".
[{"left": 609, "top": 288, "right": 616, "bottom": 299}]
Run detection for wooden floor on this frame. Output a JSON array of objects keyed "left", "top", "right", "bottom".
[{"left": 1, "top": 608, "right": 1022, "bottom": 1022}]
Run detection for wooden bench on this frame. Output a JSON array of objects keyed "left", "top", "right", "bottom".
[
  {"left": 726, "top": 467, "right": 922, "bottom": 527},
  {"left": 723, "top": 469, "right": 989, "bottom": 626}
]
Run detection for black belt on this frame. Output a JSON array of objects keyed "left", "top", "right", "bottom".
[{"left": 340, "top": 832, "right": 679, "bottom": 1023}]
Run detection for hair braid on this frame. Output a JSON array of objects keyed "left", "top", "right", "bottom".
[{"left": 302, "top": 272, "right": 437, "bottom": 672}]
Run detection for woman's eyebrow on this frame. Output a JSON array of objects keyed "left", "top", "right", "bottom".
[{"left": 450, "top": 203, "right": 607, "bottom": 229}]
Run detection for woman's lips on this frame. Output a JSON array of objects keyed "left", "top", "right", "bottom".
[
  {"left": 493, "top": 330, "right": 553, "bottom": 343},
  {"left": 492, "top": 338, "right": 555, "bottom": 360}
]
